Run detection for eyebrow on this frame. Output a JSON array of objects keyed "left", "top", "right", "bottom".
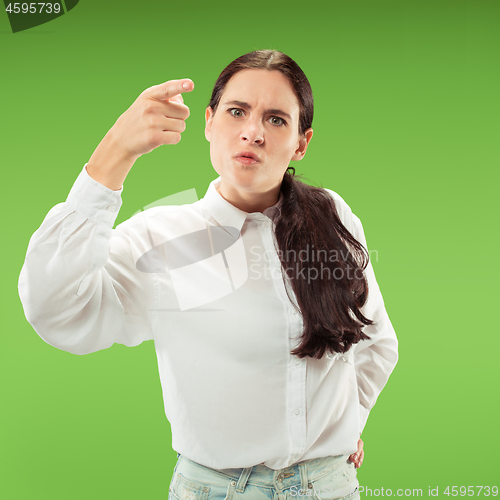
[{"left": 222, "top": 100, "right": 293, "bottom": 122}]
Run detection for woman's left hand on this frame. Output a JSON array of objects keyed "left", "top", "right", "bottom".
[{"left": 348, "top": 438, "right": 364, "bottom": 468}]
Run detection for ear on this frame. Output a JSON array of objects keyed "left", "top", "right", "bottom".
[
  {"left": 291, "top": 128, "right": 313, "bottom": 161},
  {"left": 205, "top": 107, "right": 214, "bottom": 142}
]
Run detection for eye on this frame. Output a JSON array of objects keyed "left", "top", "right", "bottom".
[
  {"left": 228, "top": 108, "right": 245, "bottom": 118},
  {"left": 269, "top": 116, "right": 286, "bottom": 127}
]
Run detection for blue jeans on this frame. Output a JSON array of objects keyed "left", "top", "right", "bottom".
[{"left": 168, "top": 453, "right": 360, "bottom": 500}]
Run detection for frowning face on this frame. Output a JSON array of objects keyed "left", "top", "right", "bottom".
[{"left": 205, "top": 69, "right": 313, "bottom": 212}]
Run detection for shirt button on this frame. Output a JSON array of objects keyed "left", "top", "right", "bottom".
[
  {"left": 230, "top": 481, "right": 236, "bottom": 486},
  {"left": 106, "top": 205, "right": 117, "bottom": 212},
  {"left": 294, "top": 408, "right": 301, "bottom": 416}
]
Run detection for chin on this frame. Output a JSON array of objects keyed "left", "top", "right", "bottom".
[{"left": 231, "top": 171, "right": 261, "bottom": 190}]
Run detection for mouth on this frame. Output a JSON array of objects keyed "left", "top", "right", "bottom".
[{"left": 234, "top": 151, "right": 260, "bottom": 166}]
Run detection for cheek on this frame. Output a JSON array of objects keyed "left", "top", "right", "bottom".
[
  {"left": 278, "top": 138, "right": 299, "bottom": 159},
  {"left": 211, "top": 123, "right": 232, "bottom": 147}
]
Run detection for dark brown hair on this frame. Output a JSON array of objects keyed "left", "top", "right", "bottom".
[{"left": 209, "top": 50, "right": 372, "bottom": 359}]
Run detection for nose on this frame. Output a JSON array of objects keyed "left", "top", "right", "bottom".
[{"left": 240, "top": 119, "right": 264, "bottom": 145}]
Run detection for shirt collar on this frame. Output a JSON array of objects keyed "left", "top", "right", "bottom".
[{"left": 201, "top": 177, "right": 283, "bottom": 234}]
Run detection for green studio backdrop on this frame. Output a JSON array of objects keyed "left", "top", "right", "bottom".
[{"left": 1, "top": 0, "right": 498, "bottom": 498}]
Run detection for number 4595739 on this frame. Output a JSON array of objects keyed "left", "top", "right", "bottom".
[
  {"left": 444, "top": 486, "right": 498, "bottom": 497},
  {"left": 5, "top": 3, "right": 61, "bottom": 14}
]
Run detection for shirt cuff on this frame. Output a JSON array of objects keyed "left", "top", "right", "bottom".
[{"left": 66, "top": 164, "right": 123, "bottom": 227}]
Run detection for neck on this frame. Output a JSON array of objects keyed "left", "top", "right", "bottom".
[{"left": 216, "top": 181, "right": 281, "bottom": 214}]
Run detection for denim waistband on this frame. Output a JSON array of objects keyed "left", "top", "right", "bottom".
[{"left": 177, "top": 453, "right": 351, "bottom": 493}]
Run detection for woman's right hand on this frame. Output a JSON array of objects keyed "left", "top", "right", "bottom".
[
  {"left": 110, "top": 79, "right": 194, "bottom": 158},
  {"left": 86, "top": 79, "right": 194, "bottom": 190}
]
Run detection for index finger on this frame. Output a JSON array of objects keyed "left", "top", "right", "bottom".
[{"left": 146, "top": 79, "right": 194, "bottom": 101}]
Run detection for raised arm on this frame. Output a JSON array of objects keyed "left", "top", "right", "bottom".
[{"left": 18, "top": 79, "right": 194, "bottom": 354}]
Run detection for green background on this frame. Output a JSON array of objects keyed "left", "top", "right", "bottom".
[{"left": 1, "top": 0, "right": 498, "bottom": 498}]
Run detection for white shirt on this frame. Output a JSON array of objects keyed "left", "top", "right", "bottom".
[{"left": 18, "top": 165, "right": 398, "bottom": 470}]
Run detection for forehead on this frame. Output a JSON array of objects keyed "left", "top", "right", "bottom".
[{"left": 220, "top": 69, "right": 300, "bottom": 117}]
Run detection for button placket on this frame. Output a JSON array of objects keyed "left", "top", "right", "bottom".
[
  {"left": 259, "top": 217, "right": 307, "bottom": 463},
  {"left": 287, "top": 352, "right": 307, "bottom": 462}
]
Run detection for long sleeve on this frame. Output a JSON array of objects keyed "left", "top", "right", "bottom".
[
  {"left": 325, "top": 188, "right": 398, "bottom": 436},
  {"left": 18, "top": 165, "right": 155, "bottom": 355},
  {"left": 351, "top": 214, "right": 398, "bottom": 435}
]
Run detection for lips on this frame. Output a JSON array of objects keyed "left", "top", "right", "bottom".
[{"left": 235, "top": 151, "right": 260, "bottom": 162}]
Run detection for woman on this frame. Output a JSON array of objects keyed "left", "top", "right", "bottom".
[{"left": 19, "top": 50, "right": 398, "bottom": 499}]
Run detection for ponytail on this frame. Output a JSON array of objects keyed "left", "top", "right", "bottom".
[{"left": 275, "top": 168, "right": 372, "bottom": 359}]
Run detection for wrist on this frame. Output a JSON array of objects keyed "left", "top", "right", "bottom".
[{"left": 87, "top": 131, "right": 137, "bottom": 191}]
